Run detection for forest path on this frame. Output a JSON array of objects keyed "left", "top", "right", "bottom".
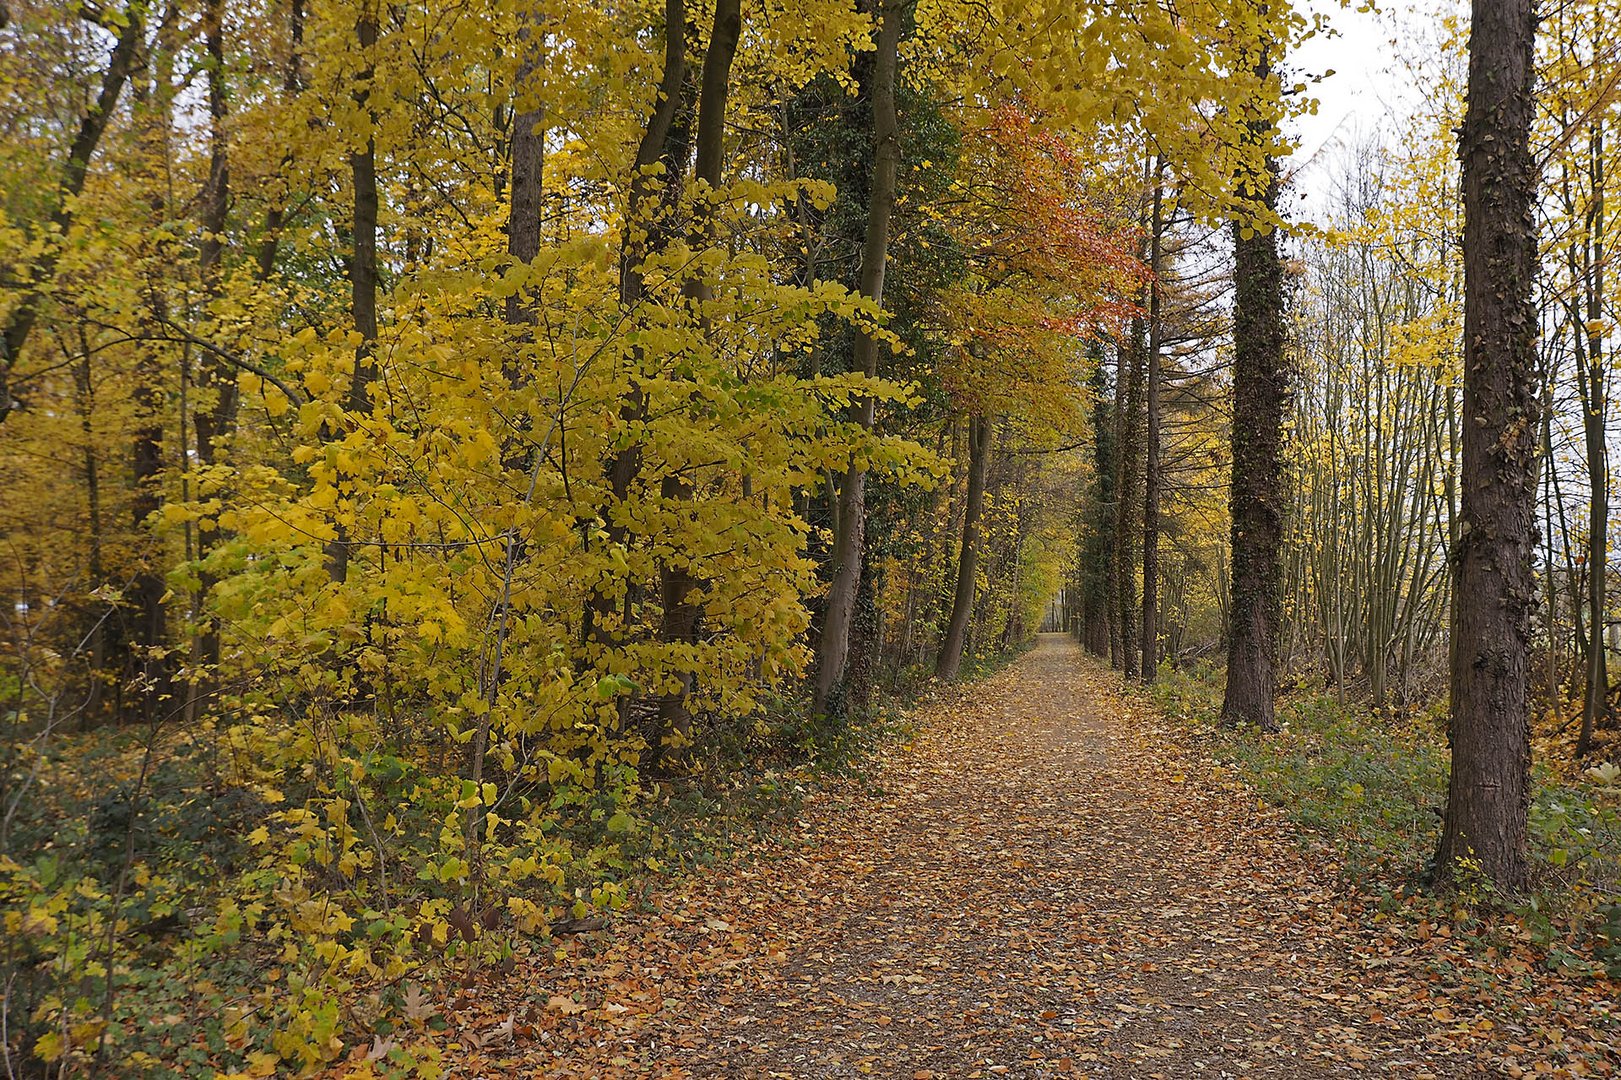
[{"left": 469, "top": 634, "right": 1481, "bottom": 1078}]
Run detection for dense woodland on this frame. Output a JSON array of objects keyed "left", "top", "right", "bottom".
[{"left": 0, "top": 0, "right": 1618, "bottom": 1073}]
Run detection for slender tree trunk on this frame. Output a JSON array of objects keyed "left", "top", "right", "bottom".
[
  {"left": 189, "top": 0, "right": 231, "bottom": 718},
  {"left": 505, "top": 23, "right": 545, "bottom": 295},
  {"left": 256, "top": 0, "right": 306, "bottom": 279},
  {"left": 324, "top": 5, "right": 380, "bottom": 584},
  {"left": 585, "top": 0, "right": 689, "bottom": 652},
  {"left": 129, "top": 49, "right": 173, "bottom": 726},
  {"left": 74, "top": 339, "right": 110, "bottom": 720},
  {"left": 655, "top": 0, "right": 742, "bottom": 763},
  {"left": 468, "top": 10, "right": 552, "bottom": 815},
  {"left": 1141, "top": 164, "right": 1166, "bottom": 681},
  {"left": 937, "top": 414, "right": 992, "bottom": 679},
  {"left": 1435, "top": 0, "right": 1537, "bottom": 892},
  {"left": 812, "top": 0, "right": 901, "bottom": 713},
  {"left": 1084, "top": 347, "right": 1115, "bottom": 657},
  {"left": 1222, "top": 53, "right": 1288, "bottom": 733},
  {"left": 1577, "top": 124, "right": 1608, "bottom": 756},
  {"left": 0, "top": 8, "right": 142, "bottom": 422}
]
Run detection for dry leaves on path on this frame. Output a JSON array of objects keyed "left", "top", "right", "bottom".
[{"left": 418, "top": 636, "right": 1618, "bottom": 1078}]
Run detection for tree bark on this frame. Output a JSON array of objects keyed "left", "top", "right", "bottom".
[
  {"left": 812, "top": 0, "right": 902, "bottom": 713},
  {"left": 129, "top": 30, "right": 174, "bottom": 725},
  {"left": 189, "top": 0, "right": 231, "bottom": 715},
  {"left": 1435, "top": 0, "right": 1537, "bottom": 892},
  {"left": 585, "top": 0, "right": 689, "bottom": 653},
  {"left": 1221, "top": 54, "right": 1288, "bottom": 733},
  {"left": 1083, "top": 345, "right": 1114, "bottom": 657},
  {"left": 1141, "top": 164, "right": 1166, "bottom": 681},
  {"left": 1114, "top": 323, "right": 1144, "bottom": 679},
  {"left": 937, "top": 414, "right": 992, "bottom": 680}
]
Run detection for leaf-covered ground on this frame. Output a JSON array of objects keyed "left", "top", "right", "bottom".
[{"left": 433, "top": 636, "right": 1618, "bottom": 1078}]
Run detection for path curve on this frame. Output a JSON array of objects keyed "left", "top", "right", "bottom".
[{"left": 475, "top": 635, "right": 1488, "bottom": 1078}]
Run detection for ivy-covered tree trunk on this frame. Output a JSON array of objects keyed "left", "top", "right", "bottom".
[
  {"left": 1222, "top": 54, "right": 1287, "bottom": 733},
  {"left": 1114, "top": 325, "right": 1144, "bottom": 679},
  {"left": 1141, "top": 167, "right": 1166, "bottom": 681},
  {"left": 1435, "top": 0, "right": 1537, "bottom": 891},
  {"left": 1082, "top": 351, "right": 1115, "bottom": 657},
  {"left": 813, "top": 0, "right": 902, "bottom": 713}
]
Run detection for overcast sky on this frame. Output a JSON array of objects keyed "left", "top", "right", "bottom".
[{"left": 1290, "top": 0, "right": 1428, "bottom": 217}]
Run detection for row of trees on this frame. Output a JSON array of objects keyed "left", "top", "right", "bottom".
[
  {"left": 0, "top": 0, "right": 1300, "bottom": 1072},
  {"left": 1068, "top": 0, "right": 1563, "bottom": 894}
]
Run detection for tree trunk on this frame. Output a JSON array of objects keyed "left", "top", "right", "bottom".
[
  {"left": 1141, "top": 164, "right": 1166, "bottom": 682},
  {"left": 1435, "top": 0, "right": 1537, "bottom": 892},
  {"left": 0, "top": 8, "right": 142, "bottom": 423},
  {"left": 585, "top": 0, "right": 689, "bottom": 653},
  {"left": 937, "top": 414, "right": 992, "bottom": 680},
  {"left": 127, "top": 28, "right": 176, "bottom": 726},
  {"left": 324, "top": 5, "right": 380, "bottom": 584},
  {"left": 1577, "top": 123, "right": 1608, "bottom": 757},
  {"left": 1114, "top": 323, "right": 1144, "bottom": 679},
  {"left": 189, "top": 0, "right": 231, "bottom": 717},
  {"left": 649, "top": 0, "right": 741, "bottom": 763},
  {"left": 1084, "top": 344, "right": 1116, "bottom": 659},
  {"left": 1222, "top": 55, "right": 1288, "bottom": 733},
  {"left": 812, "top": 0, "right": 901, "bottom": 713}
]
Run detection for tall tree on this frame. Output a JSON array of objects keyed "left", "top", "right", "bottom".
[
  {"left": 936, "top": 413, "right": 991, "bottom": 679},
  {"left": 1221, "top": 35, "right": 1288, "bottom": 732},
  {"left": 1113, "top": 320, "right": 1144, "bottom": 679},
  {"left": 324, "top": 1, "right": 380, "bottom": 584},
  {"left": 657, "top": 0, "right": 743, "bottom": 758},
  {"left": 1081, "top": 346, "right": 1115, "bottom": 656},
  {"left": 1435, "top": 0, "right": 1538, "bottom": 890},
  {"left": 1141, "top": 163, "right": 1167, "bottom": 680},
  {"left": 812, "top": 0, "right": 903, "bottom": 713}
]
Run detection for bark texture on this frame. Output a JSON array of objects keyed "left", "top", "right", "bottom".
[
  {"left": 1141, "top": 169, "right": 1165, "bottom": 681},
  {"left": 1435, "top": 0, "right": 1538, "bottom": 891},
  {"left": 1222, "top": 113, "right": 1288, "bottom": 733},
  {"left": 656, "top": 0, "right": 742, "bottom": 760}
]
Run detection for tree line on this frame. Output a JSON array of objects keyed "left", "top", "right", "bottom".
[{"left": 0, "top": 0, "right": 1296, "bottom": 1072}]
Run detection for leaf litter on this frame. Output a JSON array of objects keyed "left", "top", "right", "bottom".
[{"left": 414, "top": 637, "right": 1618, "bottom": 1078}]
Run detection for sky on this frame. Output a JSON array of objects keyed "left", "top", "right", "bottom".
[{"left": 1289, "top": 0, "right": 1428, "bottom": 216}]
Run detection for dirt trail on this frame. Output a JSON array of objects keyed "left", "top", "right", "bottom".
[{"left": 473, "top": 635, "right": 1486, "bottom": 1078}]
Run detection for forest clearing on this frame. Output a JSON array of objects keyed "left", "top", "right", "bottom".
[{"left": 5, "top": 0, "right": 1621, "bottom": 1074}]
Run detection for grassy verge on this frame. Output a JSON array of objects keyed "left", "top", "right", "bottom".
[{"left": 1148, "top": 662, "right": 1621, "bottom": 978}]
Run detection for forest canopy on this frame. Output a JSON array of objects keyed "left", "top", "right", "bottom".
[{"left": 2, "top": 0, "right": 1617, "bottom": 1074}]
